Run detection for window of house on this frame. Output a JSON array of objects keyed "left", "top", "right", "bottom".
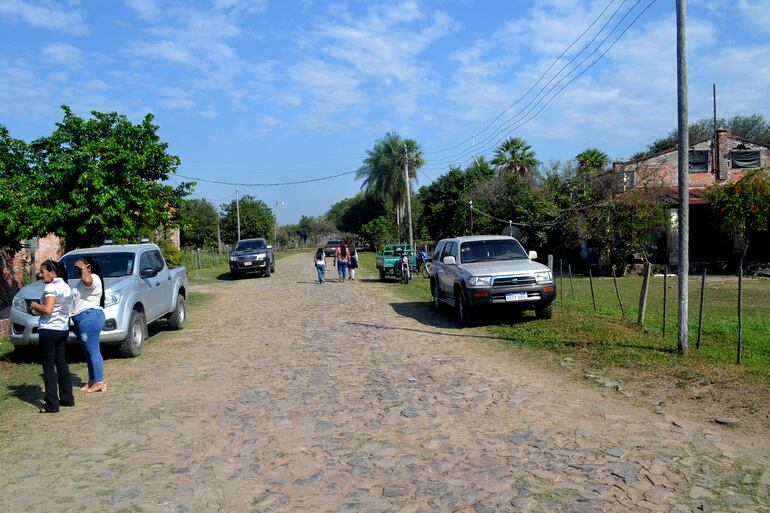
[
  {"left": 730, "top": 149, "right": 761, "bottom": 169},
  {"left": 688, "top": 149, "right": 710, "bottom": 173}
]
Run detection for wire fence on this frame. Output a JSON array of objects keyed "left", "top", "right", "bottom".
[{"left": 179, "top": 248, "right": 229, "bottom": 270}]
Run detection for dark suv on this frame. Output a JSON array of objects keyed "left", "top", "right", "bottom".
[
  {"left": 229, "top": 238, "right": 274, "bottom": 278},
  {"left": 323, "top": 239, "right": 343, "bottom": 257}
]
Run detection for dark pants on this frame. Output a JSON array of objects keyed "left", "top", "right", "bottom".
[{"left": 39, "top": 328, "right": 74, "bottom": 412}]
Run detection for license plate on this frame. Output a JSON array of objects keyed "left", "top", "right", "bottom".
[
  {"left": 505, "top": 292, "right": 528, "bottom": 302},
  {"left": 243, "top": 261, "right": 252, "bottom": 266}
]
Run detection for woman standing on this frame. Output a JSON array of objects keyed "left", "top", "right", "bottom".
[
  {"left": 348, "top": 243, "right": 358, "bottom": 280},
  {"left": 29, "top": 260, "right": 73, "bottom": 413},
  {"left": 335, "top": 242, "right": 350, "bottom": 282},
  {"left": 71, "top": 256, "right": 107, "bottom": 393},
  {"left": 313, "top": 247, "right": 326, "bottom": 284}
]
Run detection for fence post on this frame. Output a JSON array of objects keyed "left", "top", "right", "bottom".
[
  {"left": 568, "top": 264, "right": 575, "bottom": 300},
  {"left": 638, "top": 261, "right": 651, "bottom": 326},
  {"left": 697, "top": 267, "right": 706, "bottom": 349},
  {"left": 738, "top": 262, "right": 743, "bottom": 365},
  {"left": 612, "top": 266, "right": 625, "bottom": 317},
  {"left": 559, "top": 259, "right": 564, "bottom": 305},
  {"left": 662, "top": 264, "right": 668, "bottom": 338},
  {"left": 196, "top": 248, "right": 201, "bottom": 269},
  {"left": 588, "top": 268, "right": 597, "bottom": 311}
]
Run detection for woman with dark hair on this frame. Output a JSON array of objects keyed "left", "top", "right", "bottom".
[
  {"left": 29, "top": 259, "right": 74, "bottom": 413},
  {"left": 71, "top": 256, "right": 107, "bottom": 393}
]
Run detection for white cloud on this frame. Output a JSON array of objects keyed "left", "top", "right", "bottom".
[
  {"left": 41, "top": 43, "right": 83, "bottom": 67},
  {"left": 0, "top": 0, "right": 86, "bottom": 34},
  {"left": 736, "top": 0, "right": 770, "bottom": 34},
  {"left": 125, "top": 0, "right": 161, "bottom": 21}
]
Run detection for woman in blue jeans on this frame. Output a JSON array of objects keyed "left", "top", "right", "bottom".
[{"left": 71, "top": 256, "right": 107, "bottom": 393}]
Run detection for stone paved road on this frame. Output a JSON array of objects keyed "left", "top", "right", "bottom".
[{"left": 1, "top": 253, "right": 768, "bottom": 513}]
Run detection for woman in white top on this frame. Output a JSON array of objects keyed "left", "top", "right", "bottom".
[
  {"left": 71, "top": 256, "right": 107, "bottom": 393},
  {"left": 29, "top": 260, "right": 74, "bottom": 413}
]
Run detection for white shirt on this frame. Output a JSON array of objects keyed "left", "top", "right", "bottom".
[
  {"left": 38, "top": 278, "right": 73, "bottom": 331},
  {"left": 71, "top": 274, "right": 103, "bottom": 317}
]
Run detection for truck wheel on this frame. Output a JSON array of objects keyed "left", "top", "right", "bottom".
[
  {"left": 402, "top": 269, "right": 410, "bottom": 284},
  {"left": 167, "top": 295, "right": 186, "bottom": 330},
  {"left": 270, "top": 261, "right": 275, "bottom": 273},
  {"left": 264, "top": 264, "right": 271, "bottom": 277},
  {"left": 118, "top": 309, "right": 146, "bottom": 358},
  {"left": 432, "top": 281, "right": 443, "bottom": 311},
  {"left": 535, "top": 303, "right": 553, "bottom": 320},
  {"left": 455, "top": 289, "right": 474, "bottom": 326},
  {"left": 378, "top": 268, "right": 385, "bottom": 281}
]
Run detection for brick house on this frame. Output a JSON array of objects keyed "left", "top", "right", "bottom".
[{"left": 612, "top": 129, "right": 770, "bottom": 266}]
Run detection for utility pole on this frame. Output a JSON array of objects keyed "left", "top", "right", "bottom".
[
  {"left": 404, "top": 144, "right": 414, "bottom": 249},
  {"left": 274, "top": 200, "right": 286, "bottom": 249},
  {"left": 217, "top": 218, "right": 222, "bottom": 252},
  {"left": 676, "top": 0, "right": 689, "bottom": 354},
  {"left": 469, "top": 200, "right": 474, "bottom": 235},
  {"left": 235, "top": 186, "right": 241, "bottom": 241}
]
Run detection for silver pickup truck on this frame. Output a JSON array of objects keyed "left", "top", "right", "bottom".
[
  {"left": 10, "top": 243, "right": 188, "bottom": 357},
  {"left": 430, "top": 235, "right": 556, "bottom": 325}
]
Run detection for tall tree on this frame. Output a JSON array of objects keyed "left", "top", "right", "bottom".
[
  {"left": 576, "top": 148, "right": 609, "bottom": 176},
  {"left": 219, "top": 195, "right": 274, "bottom": 244},
  {"left": 326, "top": 192, "right": 387, "bottom": 235},
  {"left": 492, "top": 137, "right": 538, "bottom": 175},
  {"left": 356, "top": 132, "right": 424, "bottom": 239},
  {"left": 178, "top": 198, "right": 219, "bottom": 248},
  {"left": 27, "top": 106, "right": 192, "bottom": 250}
]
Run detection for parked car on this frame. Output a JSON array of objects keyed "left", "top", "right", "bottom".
[
  {"left": 229, "top": 238, "right": 274, "bottom": 278},
  {"left": 10, "top": 243, "right": 188, "bottom": 357},
  {"left": 429, "top": 235, "right": 556, "bottom": 325},
  {"left": 323, "top": 239, "right": 343, "bottom": 257}
]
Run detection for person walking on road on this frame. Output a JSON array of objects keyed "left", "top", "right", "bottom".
[
  {"left": 348, "top": 243, "right": 358, "bottom": 280},
  {"left": 71, "top": 256, "right": 107, "bottom": 393},
  {"left": 28, "top": 260, "right": 74, "bottom": 413},
  {"left": 335, "top": 242, "right": 350, "bottom": 282},
  {"left": 314, "top": 247, "right": 326, "bottom": 284}
]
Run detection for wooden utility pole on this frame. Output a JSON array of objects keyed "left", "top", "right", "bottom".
[
  {"left": 404, "top": 144, "right": 414, "bottom": 249},
  {"left": 676, "top": 0, "right": 689, "bottom": 354}
]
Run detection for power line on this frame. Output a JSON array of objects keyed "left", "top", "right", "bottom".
[{"left": 174, "top": 170, "right": 357, "bottom": 187}]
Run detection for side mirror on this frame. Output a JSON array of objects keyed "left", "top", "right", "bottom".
[
  {"left": 141, "top": 267, "right": 159, "bottom": 278},
  {"left": 528, "top": 250, "right": 538, "bottom": 260},
  {"left": 443, "top": 256, "right": 456, "bottom": 265}
]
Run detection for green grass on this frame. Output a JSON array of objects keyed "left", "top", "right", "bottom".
[{"left": 359, "top": 252, "right": 770, "bottom": 428}]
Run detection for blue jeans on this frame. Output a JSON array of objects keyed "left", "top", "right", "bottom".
[
  {"left": 72, "top": 308, "right": 106, "bottom": 383},
  {"left": 315, "top": 263, "right": 326, "bottom": 282},
  {"left": 337, "top": 262, "right": 348, "bottom": 280}
]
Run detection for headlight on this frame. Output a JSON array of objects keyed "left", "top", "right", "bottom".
[
  {"left": 535, "top": 271, "right": 553, "bottom": 283},
  {"left": 104, "top": 290, "right": 122, "bottom": 308},
  {"left": 12, "top": 295, "right": 27, "bottom": 313},
  {"left": 229, "top": 256, "right": 237, "bottom": 262},
  {"left": 468, "top": 276, "right": 492, "bottom": 287},
  {"left": 256, "top": 254, "right": 266, "bottom": 260}
]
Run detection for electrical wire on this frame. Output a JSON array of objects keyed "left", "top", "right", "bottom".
[{"left": 174, "top": 170, "right": 358, "bottom": 187}]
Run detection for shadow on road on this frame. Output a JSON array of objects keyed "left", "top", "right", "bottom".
[{"left": 7, "top": 383, "right": 45, "bottom": 408}]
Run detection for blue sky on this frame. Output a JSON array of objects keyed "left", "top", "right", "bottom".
[{"left": 2, "top": 0, "right": 769, "bottom": 224}]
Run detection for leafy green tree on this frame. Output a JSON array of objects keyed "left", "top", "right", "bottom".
[
  {"left": 706, "top": 168, "right": 770, "bottom": 364},
  {"left": 0, "top": 125, "right": 46, "bottom": 250},
  {"left": 297, "top": 215, "right": 313, "bottom": 246},
  {"left": 356, "top": 132, "right": 424, "bottom": 239},
  {"left": 178, "top": 198, "right": 219, "bottom": 248},
  {"left": 492, "top": 137, "right": 538, "bottom": 175},
  {"left": 26, "top": 106, "right": 192, "bottom": 250},
  {"left": 418, "top": 157, "right": 495, "bottom": 240},
  {"left": 219, "top": 195, "right": 274, "bottom": 244},
  {"left": 326, "top": 192, "right": 387, "bottom": 234},
  {"left": 576, "top": 148, "right": 609, "bottom": 176},
  {"left": 360, "top": 215, "right": 394, "bottom": 252}
]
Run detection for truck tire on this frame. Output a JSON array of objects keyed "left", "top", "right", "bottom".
[
  {"left": 118, "top": 309, "right": 146, "bottom": 358},
  {"left": 167, "top": 295, "right": 186, "bottom": 330},
  {"left": 455, "top": 289, "right": 474, "bottom": 326},
  {"left": 270, "top": 261, "right": 275, "bottom": 273},
  {"left": 535, "top": 303, "right": 553, "bottom": 320},
  {"left": 432, "top": 281, "right": 443, "bottom": 311},
  {"left": 264, "top": 264, "right": 271, "bottom": 277}
]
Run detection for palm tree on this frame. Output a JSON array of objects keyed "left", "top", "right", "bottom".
[
  {"left": 492, "top": 137, "right": 538, "bottom": 175},
  {"left": 576, "top": 148, "right": 609, "bottom": 176},
  {"left": 356, "top": 132, "right": 424, "bottom": 240}
]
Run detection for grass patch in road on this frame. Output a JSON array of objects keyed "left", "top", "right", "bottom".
[{"left": 358, "top": 252, "right": 770, "bottom": 430}]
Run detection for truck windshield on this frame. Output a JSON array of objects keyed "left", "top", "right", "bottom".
[
  {"left": 60, "top": 252, "right": 135, "bottom": 279},
  {"left": 459, "top": 240, "right": 528, "bottom": 263},
  {"left": 234, "top": 240, "right": 266, "bottom": 251}
]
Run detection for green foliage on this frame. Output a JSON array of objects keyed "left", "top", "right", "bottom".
[
  {"left": 575, "top": 148, "right": 609, "bottom": 175},
  {"left": 219, "top": 195, "right": 275, "bottom": 244},
  {"left": 326, "top": 192, "right": 387, "bottom": 234},
  {"left": 640, "top": 113, "right": 770, "bottom": 158},
  {"left": 25, "top": 106, "right": 192, "bottom": 250},
  {"left": 297, "top": 215, "right": 313, "bottom": 245},
  {"left": 492, "top": 137, "right": 538, "bottom": 175},
  {"left": 178, "top": 198, "right": 219, "bottom": 248},
  {"left": 0, "top": 125, "right": 46, "bottom": 250},
  {"left": 706, "top": 168, "right": 770, "bottom": 260},
  {"left": 418, "top": 158, "right": 495, "bottom": 240},
  {"left": 360, "top": 215, "right": 394, "bottom": 252},
  {"left": 156, "top": 238, "right": 182, "bottom": 266}
]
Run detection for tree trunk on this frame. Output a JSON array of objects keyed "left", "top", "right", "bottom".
[{"left": 737, "top": 232, "right": 749, "bottom": 365}]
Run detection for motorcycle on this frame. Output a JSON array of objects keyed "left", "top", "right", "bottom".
[{"left": 399, "top": 253, "right": 411, "bottom": 284}]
